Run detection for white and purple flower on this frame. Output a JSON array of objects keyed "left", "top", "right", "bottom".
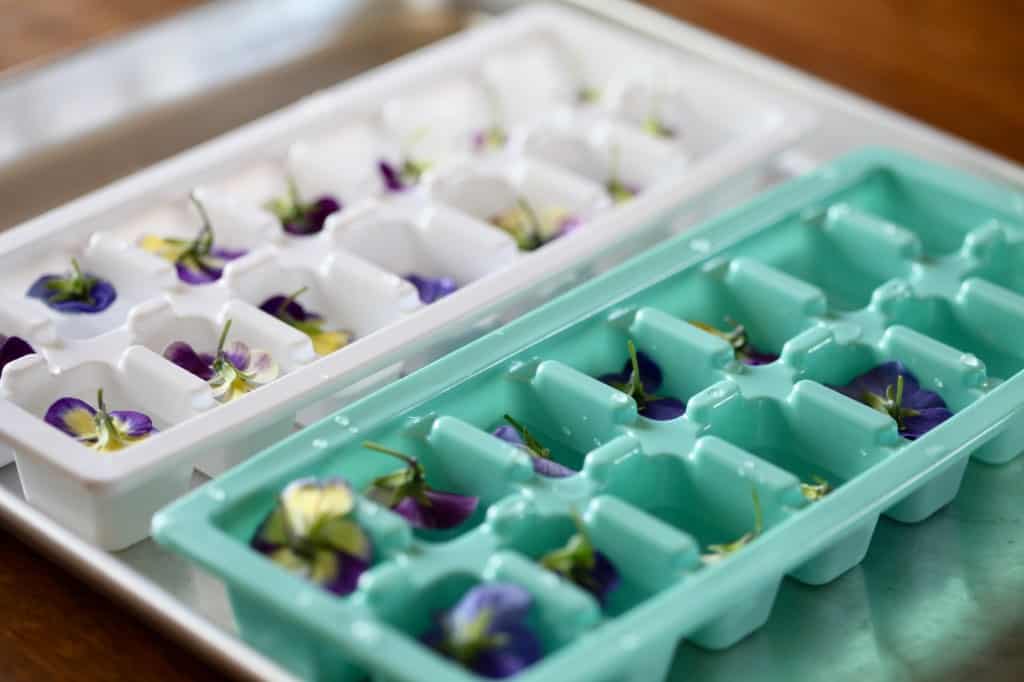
[
  {"left": 490, "top": 197, "right": 582, "bottom": 252},
  {"left": 539, "top": 514, "right": 620, "bottom": 604},
  {"left": 264, "top": 177, "right": 341, "bottom": 236},
  {"left": 599, "top": 340, "right": 685, "bottom": 421},
  {"left": 423, "top": 583, "right": 542, "bottom": 679},
  {"left": 405, "top": 274, "right": 458, "bottom": 305},
  {"left": 140, "top": 194, "right": 247, "bottom": 285},
  {"left": 690, "top": 319, "right": 778, "bottom": 366},
  {"left": 27, "top": 259, "right": 117, "bottom": 314},
  {"left": 163, "top": 319, "right": 278, "bottom": 403},
  {"left": 0, "top": 335, "right": 35, "bottom": 374},
  {"left": 362, "top": 441, "right": 478, "bottom": 531},
  {"left": 250, "top": 478, "right": 372, "bottom": 597},
  {"left": 378, "top": 157, "right": 430, "bottom": 193},
  {"left": 44, "top": 388, "right": 156, "bottom": 452},
  {"left": 492, "top": 415, "right": 575, "bottom": 478},
  {"left": 259, "top": 288, "right": 351, "bottom": 356},
  {"left": 831, "top": 361, "right": 952, "bottom": 440}
]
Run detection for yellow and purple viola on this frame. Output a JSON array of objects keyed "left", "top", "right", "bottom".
[
  {"left": 492, "top": 414, "right": 575, "bottom": 478},
  {"left": 0, "top": 335, "right": 34, "bottom": 375},
  {"left": 250, "top": 478, "right": 372, "bottom": 597},
  {"left": 140, "top": 195, "right": 247, "bottom": 285},
  {"left": 599, "top": 340, "right": 685, "bottom": 421},
  {"left": 539, "top": 513, "right": 620, "bottom": 604},
  {"left": 423, "top": 583, "right": 542, "bottom": 679},
  {"left": 44, "top": 388, "right": 156, "bottom": 452},
  {"left": 830, "top": 361, "right": 952, "bottom": 440},
  {"left": 702, "top": 488, "right": 762, "bottom": 565},
  {"left": 27, "top": 258, "right": 117, "bottom": 314},
  {"left": 405, "top": 274, "right": 458, "bottom": 305},
  {"left": 259, "top": 288, "right": 351, "bottom": 356},
  {"left": 490, "top": 197, "right": 582, "bottom": 252},
  {"left": 690, "top": 319, "right": 778, "bottom": 366},
  {"left": 264, "top": 177, "right": 341, "bottom": 236},
  {"left": 362, "top": 441, "right": 479, "bottom": 530},
  {"left": 163, "top": 319, "right": 278, "bottom": 403}
]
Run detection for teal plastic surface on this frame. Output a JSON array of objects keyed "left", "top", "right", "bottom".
[{"left": 153, "top": 148, "right": 1024, "bottom": 682}]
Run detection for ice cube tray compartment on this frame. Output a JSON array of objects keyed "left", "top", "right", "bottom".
[
  {"left": 0, "top": 3, "right": 810, "bottom": 551},
  {"left": 154, "top": 148, "right": 1024, "bottom": 681}
]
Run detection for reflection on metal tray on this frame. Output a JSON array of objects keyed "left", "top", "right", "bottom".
[{"left": 0, "top": 1, "right": 1022, "bottom": 681}]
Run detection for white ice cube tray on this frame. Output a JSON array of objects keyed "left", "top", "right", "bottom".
[{"left": 0, "top": 3, "right": 811, "bottom": 550}]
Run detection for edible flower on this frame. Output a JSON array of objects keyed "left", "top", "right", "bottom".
[
  {"left": 690, "top": 319, "right": 778, "bottom": 366},
  {"left": 490, "top": 197, "right": 581, "bottom": 251},
  {"left": 599, "top": 340, "right": 685, "bottom": 420},
  {"left": 139, "top": 194, "right": 247, "bottom": 285},
  {"left": 473, "top": 125, "right": 508, "bottom": 152},
  {"left": 250, "top": 478, "right": 372, "bottom": 596},
  {"left": 27, "top": 258, "right": 117, "bottom": 314},
  {"left": 264, "top": 177, "right": 341, "bottom": 236},
  {"left": 163, "top": 319, "right": 278, "bottom": 403},
  {"left": 539, "top": 512, "right": 619, "bottom": 603},
  {"left": 259, "top": 287, "right": 351, "bottom": 356},
  {"left": 0, "top": 335, "right": 34, "bottom": 374},
  {"left": 800, "top": 476, "right": 832, "bottom": 502},
  {"left": 605, "top": 147, "right": 637, "bottom": 204},
  {"left": 44, "top": 388, "right": 156, "bottom": 452},
  {"left": 831, "top": 361, "right": 952, "bottom": 440},
  {"left": 423, "top": 583, "right": 541, "bottom": 679},
  {"left": 362, "top": 441, "right": 479, "bottom": 530},
  {"left": 378, "top": 157, "right": 430, "bottom": 193},
  {"left": 492, "top": 414, "right": 575, "bottom": 478},
  {"left": 405, "top": 274, "right": 458, "bottom": 304},
  {"left": 702, "top": 488, "right": 762, "bottom": 564}
]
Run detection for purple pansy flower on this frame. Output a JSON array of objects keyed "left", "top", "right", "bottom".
[
  {"left": 0, "top": 335, "right": 34, "bottom": 374},
  {"left": 702, "top": 488, "right": 763, "bottom": 565},
  {"left": 139, "top": 194, "right": 247, "bottom": 285},
  {"left": 490, "top": 197, "right": 582, "bottom": 251},
  {"left": 27, "top": 258, "right": 117, "bottom": 314},
  {"left": 690, "top": 319, "right": 778, "bottom": 366},
  {"left": 362, "top": 442, "right": 478, "bottom": 530},
  {"left": 378, "top": 157, "right": 430, "bottom": 193},
  {"left": 250, "top": 478, "right": 372, "bottom": 596},
  {"left": 539, "top": 513, "right": 620, "bottom": 604},
  {"left": 831, "top": 361, "right": 952, "bottom": 440},
  {"left": 405, "top": 274, "right": 458, "bottom": 304},
  {"left": 264, "top": 177, "right": 341, "bottom": 236},
  {"left": 492, "top": 415, "right": 574, "bottom": 478},
  {"left": 44, "top": 388, "right": 156, "bottom": 452},
  {"left": 423, "top": 583, "right": 542, "bottom": 679},
  {"left": 164, "top": 319, "right": 278, "bottom": 403},
  {"left": 599, "top": 340, "right": 685, "bottom": 421},
  {"left": 259, "top": 288, "right": 351, "bottom": 356}
]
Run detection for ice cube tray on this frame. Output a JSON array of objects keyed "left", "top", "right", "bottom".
[
  {"left": 0, "top": 3, "right": 809, "bottom": 550},
  {"left": 154, "top": 147, "right": 1024, "bottom": 682}
]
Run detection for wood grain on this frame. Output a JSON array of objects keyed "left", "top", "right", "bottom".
[{"left": 0, "top": 1, "right": 1021, "bottom": 681}]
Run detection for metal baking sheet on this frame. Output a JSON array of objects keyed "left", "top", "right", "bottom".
[{"left": 1, "top": 1, "right": 1022, "bottom": 681}]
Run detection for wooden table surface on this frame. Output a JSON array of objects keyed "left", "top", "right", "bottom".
[{"left": 0, "top": 1, "right": 1021, "bottom": 681}]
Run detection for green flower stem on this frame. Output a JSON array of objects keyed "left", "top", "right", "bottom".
[
  {"left": 362, "top": 441, "right": 424, "bottom": 474},
  {"left": 502, "top": 414, "right": 552, "bottom": 460}
]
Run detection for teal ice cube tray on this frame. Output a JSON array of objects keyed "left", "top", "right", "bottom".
[{"left": 153, "top": 147, "right": 1024, "bottom": 682}]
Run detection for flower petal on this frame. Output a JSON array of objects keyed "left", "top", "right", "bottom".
[
  {"left": 587, "top": 551, "right": 621, "bottom": 604},
  {"left": 109, "top": 410, "right": 155, "bottom": 438},
  {"left": 163, "top": 341, "right": 215, "bottom": 380},
  {"left": 282, "top": 197, "right": 341, "bottom": 236},
  {"left": 492, "top": 425, "right": 522, "bottom": 446},
  {"left": 405, "top": 274, "right": 458, "bottom": 304},
  {"left": 640, "top": 396, "right": 686, "bottom": 421},
  {"left": 223, "top": 341, "right": 251, "bottom": 371},
  {"left": 27, "top": 274, "right": 117, "bottom": 314},
  {"left": 902, "top": 407, "right": 953, "bottom": 440},
  {"left": 449, "top": 583, "right": 532, "bottom": 634},
  {"left": 740, "top": 348, "right": 779, "bottom": 366},
  {"left": 241, "top": 349, "right": 279, "bottom": 385},
  {"left": 44, "top": 398, "right": 97, "bottom": 440},
  {"left": 470, "top": 623, "right": 542, "bottom": 679},
  {"left": 0, "top": 336, "right": 34, "bottom": 373},
  {"left": 599, "top": 350, "right": 663, "bottom": 394},
  {"left": 531, "top": 457, "right": 575, "bottom": 478},
  {"left": 392, "top": 489, "right": 478, "bottom": 530},
  {"left": 139, "top": 235, "right": 189, "bottom": 261},
  {"left": 312, "top": 330, "right": 350, "bottom": 356},
  {"left": 259, "top": 295, "right": 319, "bottom": 323},
  {"left": 378, "top": 160, "right": 406, "bottom": 192},
  {"left": 176, "top": 256, "right": 223, "bottom": 285}
]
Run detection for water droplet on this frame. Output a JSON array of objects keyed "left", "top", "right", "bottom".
[
  {"left": 334, "top": 415, "right": 350, "bottom": 427},
  {"left": 207, "top": 487, "right": 226, "bottom": 502},
  {"left": 689, "top": 238, "right": 711, "bottom": 253},
  {"left": 960, "top": 353, "right": 981, "bottom": 369},
  {"left": 312, "top": 438, "right": 328, "bottom": 449},
  {"left": 933, "top": 377, "right": 945, "bottom": 390}
]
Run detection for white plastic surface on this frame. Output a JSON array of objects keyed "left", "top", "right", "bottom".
[{"left": 0, "top": 3, "right": 810, "bottom": 549}]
